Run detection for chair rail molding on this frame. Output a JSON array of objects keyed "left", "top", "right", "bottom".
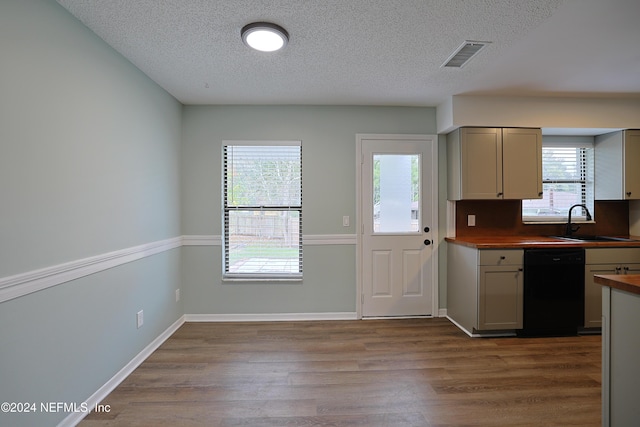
[
  {"left": 0, "top": 234, "right": 357, "bottom": 304},
  {"left": 0, "top": 237, "right": 182, "bottom": 304}
]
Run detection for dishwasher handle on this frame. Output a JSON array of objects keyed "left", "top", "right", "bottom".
[{"left": 524, "top": 249, "right": 585, "bottom": 266}]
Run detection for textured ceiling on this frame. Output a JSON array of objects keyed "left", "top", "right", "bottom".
[{"left": 56, "top": 0, "right": 640, "bottom": 106}]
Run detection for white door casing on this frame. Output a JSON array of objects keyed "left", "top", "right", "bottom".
[{"left": 356, "top": 134, "right": 438, "bottom": 318}]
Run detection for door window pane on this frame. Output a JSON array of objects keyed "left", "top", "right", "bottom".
[{"left": 373, "top": 154, "right": 420, "bottom": 233}]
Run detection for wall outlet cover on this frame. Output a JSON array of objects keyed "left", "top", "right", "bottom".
[{"left": 136, "top": 310, "right": 144, "bottom": 329}]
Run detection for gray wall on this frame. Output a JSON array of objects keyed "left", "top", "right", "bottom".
[
  {"left": 0, "top": 1, "right": 183, "bottom": 426},
  {"left": 180, "top": 105, "right": 440, "bottom": 314},
  {"left": 0, "top": 2, "right": 445, "bottom": 425}
]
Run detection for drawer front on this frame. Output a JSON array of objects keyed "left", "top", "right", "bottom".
[
  {"left": 479, "top": 249, "right": 523, "bottom": 266},
  {"left": 586, "top": 248, "right": 640, "bottom": 264}
]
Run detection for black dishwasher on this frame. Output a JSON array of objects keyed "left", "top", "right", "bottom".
[{"left": 518, "top": 248, "right": 585, "bottom": 337}]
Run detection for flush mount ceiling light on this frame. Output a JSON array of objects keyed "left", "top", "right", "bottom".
[
  {"left": 241, "top": 22, "right": 289, "bottom": 52},
  {"left": 442, "top": 40, "right": 491, "bottom": 68}
]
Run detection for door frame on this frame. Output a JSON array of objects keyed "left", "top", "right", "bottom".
[{"left": 355, "top": 134, "right": 439, "bottom": 319}]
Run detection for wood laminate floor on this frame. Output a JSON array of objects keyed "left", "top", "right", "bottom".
[{"left": 80, "top": 318, "right": 601, "bottom": 427}]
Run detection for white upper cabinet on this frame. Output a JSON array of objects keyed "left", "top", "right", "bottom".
[
  {"left": 595, "top": 130, "right": 640, "bottom": 200},
  {"left": 447, "top": 127, "right": 542, "bottom": 200}
]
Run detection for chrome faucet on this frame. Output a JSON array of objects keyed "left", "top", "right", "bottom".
[{"left": 565, "top": 204, "right": 593, "bottom": 236}]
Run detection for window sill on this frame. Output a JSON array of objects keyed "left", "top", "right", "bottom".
[{"left": 222, "top": 275, "right": 303, "bottom": 283}]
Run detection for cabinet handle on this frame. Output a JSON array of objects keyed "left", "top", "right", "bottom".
[
  {"left": 500, "top": 256, "right": 506, "bottom": 260},
  {"left": 627, "top": 191, "right": 632, "bottom": 197},
  {"left": 538, "top": 192, "right": 543, "bottom": 197},
  {"left": 497, "top": 192, "right": 503, "bottom": 197}
]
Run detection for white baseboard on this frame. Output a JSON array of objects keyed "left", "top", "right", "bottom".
[
  {"left": 438, "top": 308, "right": 447, "bottom": 317},
  {"left": 58, "top": 315, "right": 186, "bottom": 427},
  {"left": 445, "top": 315, "right": 516, "bottom": 338},
  {"left": 445, "top": 315, "right": 475, "bottom": 337},
  {"left": 184, "top": 312, "right": 358, "bottom": 322},
  {"left": 362, "top": 315, "right": 434, "bottom": 320}
]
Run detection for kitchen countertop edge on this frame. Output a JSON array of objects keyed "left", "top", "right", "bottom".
[
  {"left": 595, "top": 274, "right": 640, "bottom": 296},
  {"left": 444, "top": 235, "right": 640, "bottom": 249}
]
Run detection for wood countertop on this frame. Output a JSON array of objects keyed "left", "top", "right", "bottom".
[
  {"left": 595, "top": 274, "right": 640, "bottom": 296},
  {"left": 445, "top": 235, "right": 640, "bottom": 249}
]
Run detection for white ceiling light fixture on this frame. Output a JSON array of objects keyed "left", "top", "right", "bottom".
[
  {"left": 241, "top": 22, "right": 289, "bottom": 52},
  {"left": 442, "top": 40, "right": 491, "bottom": 68}
]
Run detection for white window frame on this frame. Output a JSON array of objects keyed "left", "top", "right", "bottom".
[
  {"left": 522, "top": 138, "right": 595, "bottom": 223},
  {"left": 222, "top": 140, "right": 302, "bottom": 281}
]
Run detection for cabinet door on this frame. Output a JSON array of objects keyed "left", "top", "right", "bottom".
[
  {"left": 478, "top": 265, "right": 523, "bottom": 330},
  {"left": 623, "top": 263, "right": 640, "bottom": 275},
  {"left": 624, "top": 130, "right": 640, "bottom": 199},
  {"left": 502, "top": 128, "right": 542, "bottom": 199},
  {"left": 585, "top": 264, "right": 619, "bottom": 328},
  {"left": 603, "top": 286, "right": 640, "bottom": 425},
  {"left": 460, "top": 128, "right": 502, "bottom": 199}
]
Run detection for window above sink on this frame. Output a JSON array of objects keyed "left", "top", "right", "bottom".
[{"left": 522, "top": 136, "right": 594, "bottom": 223}]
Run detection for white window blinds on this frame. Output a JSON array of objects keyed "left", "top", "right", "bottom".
[
  {"left": 223, "top": 142, "right": 302, "bottom": 280},
  {"left": 522, "top": 143, "right": 594, "bottom": 221}
]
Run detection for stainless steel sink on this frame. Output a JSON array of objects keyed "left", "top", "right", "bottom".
[{"left": 551, "top": 235, "right": 637, "bottom": 242}]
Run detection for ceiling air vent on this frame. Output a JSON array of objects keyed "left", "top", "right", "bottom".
[{"left": 442, "top": 41, "right": 490, "bottom": 68}]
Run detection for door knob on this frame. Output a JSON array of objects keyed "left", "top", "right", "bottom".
[{"left": 424, "top": 239, "right": 431, "bottom": 246}]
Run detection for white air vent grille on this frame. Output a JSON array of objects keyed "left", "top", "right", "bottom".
[{"left": 442, "top": 41, "right": 490, "bottom": 68}]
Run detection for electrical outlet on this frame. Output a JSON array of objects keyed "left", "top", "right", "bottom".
[
  {"left": 175, "top": 289, "right": 180, "bottom": 302},
  {"left": 468, "top": 214, "right": 476, "bottom": 227},
  {"left": 136, "top": 310, "right": 144, "bottom": 329},
  {"left": 343, "top": 216, "right": 350, "bottom": 227}
]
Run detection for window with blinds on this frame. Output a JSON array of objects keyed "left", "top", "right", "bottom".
[
  {"left": 223, "top": 142, "right": 302, "bottom": 280},
  {"left": 522, "top": 142, "right": 594, "bottom": 222}
]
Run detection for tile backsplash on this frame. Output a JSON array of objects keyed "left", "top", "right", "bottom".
[{"left": 455, "top": 200, "right": 630, "bottom": 237}]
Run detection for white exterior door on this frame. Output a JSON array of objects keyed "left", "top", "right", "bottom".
[{"left": 357, "top": 134, "right": 437, "bottom": 317}]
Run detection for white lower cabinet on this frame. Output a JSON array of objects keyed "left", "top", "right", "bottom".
[
  {"left": 585, "top": 248, "right": 640, "bottom": 329},
  {"left": 585, "top": 264, "right": 616, "bottom": 329},
  {"left": 602, "top": 285, "right": 640, "bottom": 426},
  {"left": 448, "top": 245, "right": 523, "bottom": 335}
]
